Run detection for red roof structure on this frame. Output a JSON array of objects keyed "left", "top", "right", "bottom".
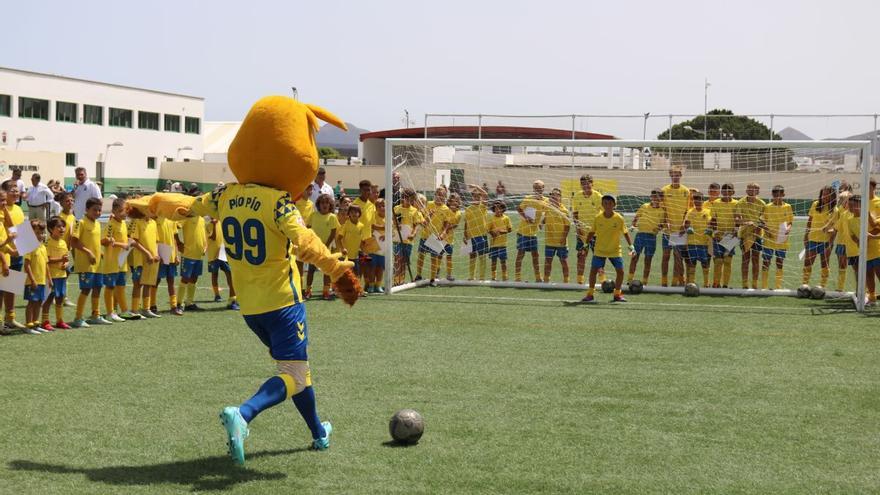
[{"left": 360, "top": 126, "right": 614, "bottom": 141}]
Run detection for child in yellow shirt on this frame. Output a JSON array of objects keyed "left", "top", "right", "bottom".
[
  {"left": 71, "top": 198, "right": 104, "bottom": 327},
  {"left": 306, "top": 193, "right": 340, "bottom": 300},
  {"left": 24, "top": 220, "right": 50, "bottom": 333},
  {"left": 336, "top": 204, "right": 370, "bottom": 294},
  {"left": 684, "top": 191, "right": 713, "bottom": 287},
  {"left": 392, "top": 189, "right": 424, "bottom": 286},
  {"left": 542, "top": 188, "right": 571, "bottom": 283},
  {"left": 628, "top": 189, "right": 666, "bottom": 284},
  {"left": 760, "top": 185, "right": 794, "bottom": 289},
  {"left": 46, "top": 216, "right": 71, "bottom": 329},
  {"left": 488, "top": 200, "right": 512, "bottom": 281},
  {"left": 581, "top": 194, "right": 633, "bottom": 303}
]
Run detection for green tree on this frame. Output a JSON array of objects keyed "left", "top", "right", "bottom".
[
  {"left": 318, "top": 146, "right": 342, "bottom": 159},
  {"left": 657, "top": 109, "right": 781, "bottom": 141}
]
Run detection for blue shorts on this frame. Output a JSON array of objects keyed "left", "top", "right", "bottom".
[
  {"left": 243, "top": 303, "right": 309, "bottom": 362},
  {"left": 394, "top": 243, "right": 413, "bottom": 258},
  {"left": 131, "top": 266, "right": 143, "bottom": 283},
  {"left": 158, "top": 263, "right": 178, "bottom": 279},
  {"left": 51, "top": 278, "right": 67, "bottom": 299},
  {"left": 470, "top": 235, "right": 489, "bottom": 255},
  {"left": 806, "top": 241, "right": 828, "bottom": 255},
  {"left": 544, "top": 246, "right": 569, "bottom": 259},
  {"left": 633, "top": 232, "right": 657, "bottom": 257},
  {"left": 868, "top": 257, "right": 880, "bottom": 269},
  {"left": 687, "top": 245, "right": 710, "bottom": 264},
  {"left": 101, "top": 272, "right": 126, "bottom": 288},
  {"left": 848, "top": 256, "right": 859, "bottom": 267},
  {"left": 742, "top": 237, "right": 763, "bottom": 252},
  {"left": 180, "top": 258, "right": 204, "bottom": 279},
  {"left": 25, "top": 284, "right": 45, "bottom": 302},
  {"left": 712, "top": 240, "right": 736, "bottom": 258},
  {"left": 433, "top": 243, "right": 453, "bottom": 257},
  {"left": 10, "top": 256, "right": 22, "bottom": 271},
  {"left": 78, "top": 272, "right": 102, "bottom": 290},
  {"left": 762, "top": 247, "right": 787, "bottom": 261},
  {"left": 591, "top": 256, "right": 624, "bottom": 270},
  {"left": 516, "top": 234, "right": 538, "bottom": 252},
  {"left": 208, "top": 259, "right": 231, "bottom": 274},
  {"left": 370, "top": 254, "right": 386, "bottom": 268},
  {"left": 576, "top": 237, "right": 595, "bottom": 252},
  {"left": 836, "top": 244, "right": 847, "bottom": 257},
  {"left": 489, "top": 246, "right": 507, "bottom": 261}
]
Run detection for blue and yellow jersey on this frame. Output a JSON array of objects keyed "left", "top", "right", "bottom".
[
  {"left": 761, "top": 202, "right": 794, "bottom": 249},
  {"left": 130, "top": 218, "right": 158, "bottom": 267},
  {"left": 180, "top": 215, "right": 207, "bottom": 260},
  {"left": 205, "top": 219, "right": 222, "bottom": 262},
  {"left": 47, "top": 237, "right": 68, "bottom": 279},
  {"left": 463, "top": 204, "right": 489, "bottom": 238},
  {"left": 807, "top": 201, "right": 834, "bottom": 243},
  {"left": 155, "top": 217, "right": 179, "bottom": 264},
  {"left": 393, "top": 205, "right": 423, "bottom": 244},
  {"left": 543, "top": 204, "right": 571, "bottom": 247},
  {"left": 685, "top": 208, "right": 712, "bottom": 246},
  {"left": 516, "top": 196, "right": 549, "bottom": 236},
  {"left": 488, "top": 214, "right": 512, "bottom": 248},
  {"left": 72, "top": 216, "right": 102, "bottom": 273},
  {"left": 591, "top": 212, "right": 626, "bottom": 258},
  {"left": 25, "top": 244, "right": 48, "bottom": 285},
  {"left": 710, "top": 199, "right": 738, "bottom": 234},
  {"left": 634, "top": 203, "right": 665, "bottom": 234},
  {"left": 571, "top": 191, "right": 603, "bottom": 238},
  {"left": 309, "top": 212, "right": 340, "bottom": 246},
  {"left": 101, "top": 217, "right": 128, "bottom": 274},
  {"left": 661, "top": 184, "right": 692, "bottom": 231}
]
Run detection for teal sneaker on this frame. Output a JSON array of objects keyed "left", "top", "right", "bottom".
[
  {"left": 312, "top": 421, "right": 332, "bottom": 450},
  {"left": 220, "top": 406, "right": 249, "bottom": 465}
]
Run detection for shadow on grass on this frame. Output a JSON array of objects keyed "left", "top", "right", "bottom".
[
  {"left": 8, "top": 447, "right": 308, "bottom": 492},
  {"left": 381, "top": 440, "right": 420, "bottom": 448}
]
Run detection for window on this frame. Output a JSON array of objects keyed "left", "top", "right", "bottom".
[
  {"left": 109, "top": 107, "right": 133, "bottom": 128},
  {"left": 84, "top": 104, "right": 103, "bottom": 125},
  {"left": 56, "top": 101, "right": 77, "bottom": 123},
  {"left": 492, "top": 146, "right": 512, "bottom": 154},
  {"left": 0, "top": 95, "right": 10, "bottom": 117},
  {"left": 138, "top": 111, "right": 159, "bottom": 130},
  {"left": 164, "top": 114, "right": 180, "bottom": 132},
  {"left": 184, "top": 116, "right": 200, "bottom": 134},
  {"left": 66, "top": 153, "right": 77, "bottom": 167},
  {"left": 147, "top": 156, "right": 156, "bottom": 170},
  {"left": 19, "top": 97, "right": 49, "bottom": 120}
]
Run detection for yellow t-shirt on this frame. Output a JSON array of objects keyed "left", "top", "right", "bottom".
[
  {"left": 571, "top": 191, "right": 603, "bottom": 239},
  {"left": 130, "top": 218, "right": 158, "bottom": 267},
  {"left": 710, "top": 199, "right": 739, "bottom": 234},
  {"left": 591, "top": 212, "right": 626, "bottom": 258},
  {"left": 309, "top": 212, "right": 340, "bottom": 246},
  {"left": 517, "top": 196, "right": 549, "bottom": 237},
  {"left": 463, "top": 204, "right": 490, "bottom": 238},
  {"left": 155, "top": 217, "right": 179, "bottom": 264},
  {"left": 635, "top": 203, "right": 665, "bottom": 234},
  {"left": 295, "top": 198, "right": 314, "bottom": 227},
  {"left": 47, "top": 237, "right": 68, "bottom": 279},
  {"left": 661, "top": 184, "right": 692, "bottom": 231},
  {"left": 393, "top": 205, "right": 423, "bottom": 244},
  {"left": 761, "top": 202, "right": 794, "bottom": 249},
  {"left": 847, "top": 214, "right": 880, "bottom": 259},
  {"left": 7, "top": 204, "right": 24, "bottom": 227},
  {"left": 180, "top": 215, "right": 207, "bottom": 260},
  {"left": 423, "top": 203, "right": 453, "bottom": 240},
  {"left": 806, "top": 201, "right": 834, "bottom": 243},
  {"left": 543, "top": 204, "right": 571, "bottom": 247},
  {"left": 488, "top": 214, "right": 512, "bottom": 248},
  {"left": 735, "top": 197, "right": 766, "bottom": 224},
  {"left": 205, "top": 219, "right": 222, "bottom": 262},
  {"left": 685, "top": 208, "right": 712, "bottom": 246},
  {"left": 353, "top": 198, "right": 376, "bottom": 230},
  {"left": 72, "top": 216, "right": 101, "bottom": 273},
  {"left": 58, "top": 211, "right": 76, "bottom": 245},
  {"left": 26, "top": 244, "right": 48, "bottom": 285},
  {"left": 444, "top": 210, "right": 462, "bottom": 244},
  {"left": 339, "top": 220, "right": 369, "bottom": 257},
  {"left": 100, "top": 217, "right": 129, "bottom": 274}
]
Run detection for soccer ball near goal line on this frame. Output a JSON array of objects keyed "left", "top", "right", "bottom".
[{"left": 389, "top": 409, "right": 424, "bottom": 445}]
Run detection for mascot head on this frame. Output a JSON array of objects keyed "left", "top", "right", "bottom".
[{"left": 227, "top": 96, "right": 347, "bottom": 197}]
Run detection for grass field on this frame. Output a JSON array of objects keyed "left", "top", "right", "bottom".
[{"left": 1, "top": 279, "right": 879, "bottom": 494}]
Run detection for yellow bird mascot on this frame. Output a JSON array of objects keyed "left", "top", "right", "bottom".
[{"left": 129, "top": 96, "right": 360, "bottom": 464}]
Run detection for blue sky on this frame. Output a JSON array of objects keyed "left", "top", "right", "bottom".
[{"left": 4, "top": 0, "right": 878, "bottom": 138}]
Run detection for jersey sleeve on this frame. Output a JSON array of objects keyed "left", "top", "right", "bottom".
[{"left": 274, "top": 192, "right": 351, "bottom": 281}]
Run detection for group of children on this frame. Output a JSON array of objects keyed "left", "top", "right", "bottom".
[{"left": 5, "top": 190, "right": 240, "bottom": 335}]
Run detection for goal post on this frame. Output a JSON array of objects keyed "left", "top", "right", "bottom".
[{"left": 382, "top": 138, "right": 873, "bottom": 311}]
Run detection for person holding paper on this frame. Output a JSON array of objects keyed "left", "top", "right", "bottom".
[
  {"left": 628, "top": 189, "right": 666, "bottom": 285},
  {"left": 543, "top": 188, "right": 571, "bottom": 283},
  {"left": 463, "top": 186, "right": 490, "bottom": 281},
  {"left": 70, "top": 198, "right": 105, "bottom": 327},
  {"left": 99, "top": 198, "right": 136, "bottom": 322},
  {"left": 438, "top": 194, "right": 462, "bottom": 283},
  {"left": 488, "top": 200, "right": 512, "bottom": 281},
  {"left": 1, "top": 179, "right": 27, "bottom": 329},
  {"left": 802, "top": 186, "right": 835, "bottom": 287},
  {"left": 155, "top": 215, "right": 181, "bottom": 315},
  {"left": 572, "top": 175, "right": 604, "bottom": 286},
  {"left": 23, "top": 220, "right": 50, "bottom": 334},
  {"left": 415, "top": 187, "right": 451, "bottom": 283},
  {"left": 178, "top": 215, "right": 207, "bottom": 312},
  {"left": 206, "top": 216, "right": 239, "bottom": 309},
  {"left": 760, "top": 185, "right": 794, "bottom": 290},
  {"left": 392, "top": 189, "right": 423, "bottom": 286},
  {"left": 46, "top": 216, "right": 71, "bottom": 329},
  {"left": 684, "top": 191, "right": 713, "bottom": 288},
  {"left": 128, "top": 204, "right": 160, "bottom": 318},
  {"left": 515, "top": 180, "right": 549, "bottom": 283},
  {"left": 734, "top": 183, "right": 766, "bottom": 289},
  {"left": 708, "top": 183, "right": 739, "bottom": 288},
  {"left": 305, "top": 194, "right": 339, "bottom": 300},
  {"left": 660, "top": 166, "right": 692, "bottom": 287}
]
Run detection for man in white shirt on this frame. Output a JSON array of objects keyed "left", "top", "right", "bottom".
[
  {"left": 25, "top": 173, "right": 54, "bottom": 221},
  {"left": 310, "top": 167, "right": 334, "bottom": 203},
  {"left": 72, "top": 167, "right": 102, "bottom": 219}
]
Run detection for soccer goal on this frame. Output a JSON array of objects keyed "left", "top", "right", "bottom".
[{"left": 379, "top": 138, "right": 874, "bottom": 311}]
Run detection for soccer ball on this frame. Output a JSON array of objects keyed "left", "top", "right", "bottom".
[
  {"left": 684, "top": 283, "right": 700, "bottom": 297},
  {"left": 629, "top": 280, "right": 644, "bottom": 295},
  {"left": 389, "top": 409, "right": 424, "bottom": 445},
  {"left": 811, "top": 286, "right": 826, "bottom": 300},
  {"left": 601, "top": 280, "right": 615, "bottom": 293},
  {"left": 797, "top": 284, "right": 812, "bottom": 298}
]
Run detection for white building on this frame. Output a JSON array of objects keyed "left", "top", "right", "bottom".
[{"left": 0, "top": 66, "right": 204, "bottom": 193}]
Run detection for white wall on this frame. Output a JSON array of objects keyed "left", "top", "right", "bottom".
[{"left": 0, "top": 67, "right": 204, "bottom": 184}]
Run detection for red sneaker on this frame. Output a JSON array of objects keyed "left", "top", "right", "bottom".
[
  {"left": 303, "top": 288, "right": 312, "bottom": 300},
  {"left": 55, "top": 321, "right": 72, "bottom": 330},
  {"left": 40, "top": 321, "right": 55, "bottom": 331}
]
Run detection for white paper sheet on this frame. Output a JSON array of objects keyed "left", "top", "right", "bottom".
[
  {"left": 12, "top": 221, "right": 40, "bottom": 256},
  {"left": 218, "top": 245, "right": 228, "bottom": 262},
  {"left": 523, "top": 207, "right": 536, "bottom": 221},
  {"left": 157, "top": 243, "right": 173, "bottom": 264},
  {"left": 0, "top": 270, "right": 26, "bottom": 296},
  {"left": 460, "top": 239, "right": 473, "bottom": 256},
  {"left": 117, "top": 247, "right": 132, "bottom": 266},
  {"left": 425, "top": 234, "right": 446, "bottom": 254},
  {"left": 776, "top": 222, "right": 790, "bottom": 244},
  {"left": 720, "top": 234, "right": 739, "bottom": 252},
  {"left": 374, "top": 232, "right": 388, "bottom": 253},
  {"left": 668, "top": 233, "right": 688, "bottom": 246},
  {"left": 399, "top": 224, "right": 412, "bottom": 241},
  {"left": 798, "top": 248, "right": 806, "bottom": 261}
]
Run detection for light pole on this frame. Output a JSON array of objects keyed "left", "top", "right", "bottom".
[
  {"left": 704, "top": 78, "right": 711, "bottom": 135},
  {"left": 15, "top": 135, "right": 35, "bottom": 150},
  {"left": 177, "top": 146, "right": 193, "bottom": 160},
  {"left": 291, "top": 87, "right": 298, "bottom": 100}
]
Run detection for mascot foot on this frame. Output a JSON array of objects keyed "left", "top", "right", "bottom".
[{"left": 333, "top": 270, "right": 362, "bottom": 306}]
